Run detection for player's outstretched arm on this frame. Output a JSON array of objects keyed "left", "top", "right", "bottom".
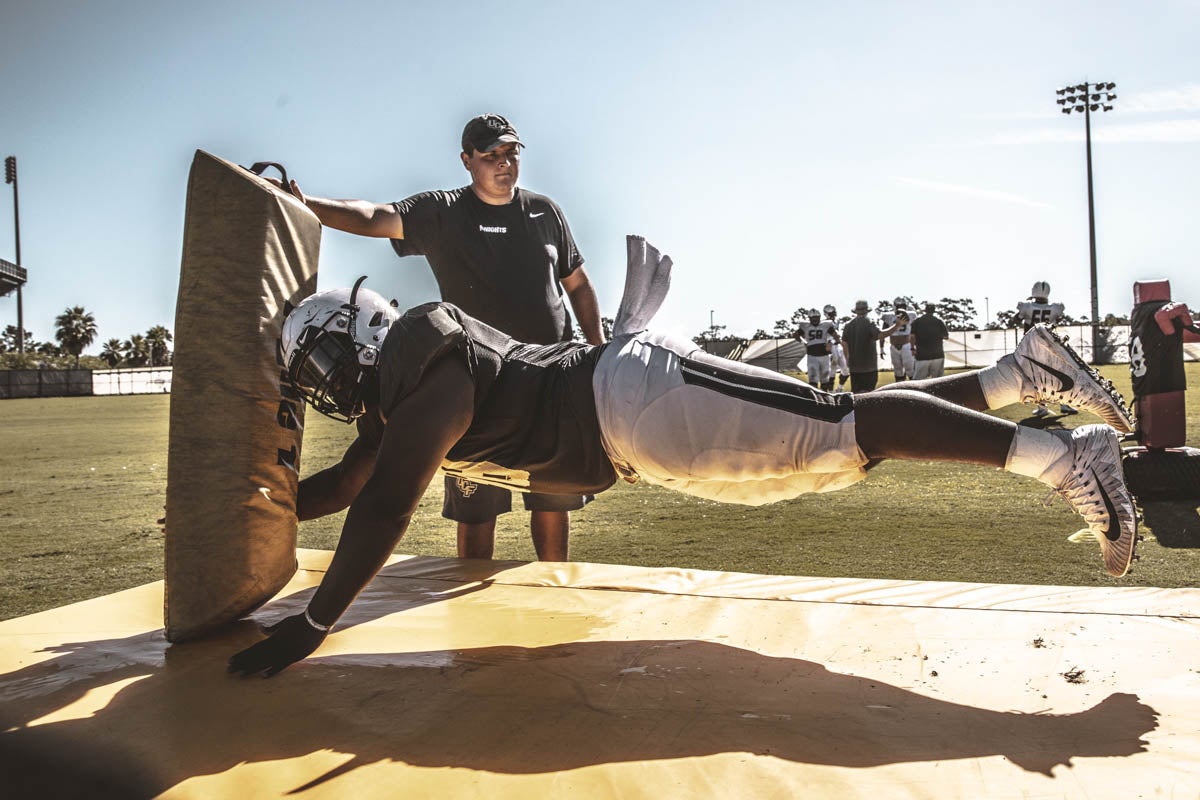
[
  {"left": 296, "top": 435, "right": 378, "bottom": 521},
  {"left": 228, "top": 357, "right": 476, "bottom": 678}
]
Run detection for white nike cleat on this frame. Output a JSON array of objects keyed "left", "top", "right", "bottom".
[
  {"left": 1050, "top": 424, "right": 1137, "bottom": 577},
  {"left": 1011, "top": 325, "right": 1135, "bottom": 433}
]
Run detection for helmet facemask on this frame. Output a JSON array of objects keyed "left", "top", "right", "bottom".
[
  {"left": 281, "top": 277, "right": 398, "bottom": 423},
  {"left": 289, "top": 324, "right": 369, "bottom": 422}
]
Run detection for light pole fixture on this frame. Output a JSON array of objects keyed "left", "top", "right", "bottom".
[
  {"left": 1056, "top": 80, "right": 1117, "bottom": 362},
  {"left": 2, "top": 155, "right": 25, "bottom": 354}
]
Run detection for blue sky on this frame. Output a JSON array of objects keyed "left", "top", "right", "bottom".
[{"left": 1, "top": 0, "right": 1197, "bottom": 349}]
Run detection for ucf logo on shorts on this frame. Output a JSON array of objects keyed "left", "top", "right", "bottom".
[{"left": 456, "top": 478, "right": 480, "bottom": 497}]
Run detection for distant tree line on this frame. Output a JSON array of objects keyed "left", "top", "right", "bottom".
[{"left": 0, "top": 305, "right": 172, "bottom": 370}]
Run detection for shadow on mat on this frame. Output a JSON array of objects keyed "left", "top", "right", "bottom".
[
  {"left": 1141, "top": 500, "right": 1200, "bottom": 548},
  {"left": 1, "top": 629, "right": 1160, "bottom": 796}
]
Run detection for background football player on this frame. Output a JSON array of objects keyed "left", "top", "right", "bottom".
[
  {"left": 880, "top": 297, "right": 916, "bottom": 381},
  {"left": 824, "top": 304, "right": 849, "bottom": 392},
  {"left": 799, "top": 309, "right": 841, "bottom": 392},
  {"left": 1017, "top": 282, "right": 1075, "bottom": 419}
]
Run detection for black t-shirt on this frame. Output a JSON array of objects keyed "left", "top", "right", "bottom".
[
  {"left": 391, "top": 187, "right": 584, "bottom": 345},
  {"left": 841, "top": 316, "right": 881, "bottom": 372},
  {"left": 911, "top": 314, "right": 948, "bottom": 359},
  {"left": 356, "top": 302, "right": 616, "bottom": 495}
]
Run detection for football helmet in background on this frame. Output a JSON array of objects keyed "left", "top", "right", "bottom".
[
  {"left": 280, "top": 276, "right": 400, "bottom": 422},
  {"left": 1031, "top": 281, "right": 1051, "bottom": 301},
  {"left": 823, "top": 304, "right": 837, "bottom": 318}
]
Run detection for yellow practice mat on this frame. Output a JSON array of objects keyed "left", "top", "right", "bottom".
[{"left": 2, "top": 550, "right": 1198, "bottom": 798}]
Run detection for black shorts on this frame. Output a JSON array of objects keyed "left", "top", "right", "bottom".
[
  {"left": 442, "top": 475, "right": 592, "bottom": 523},
  {"left": 849, "top": 371, "right": 878, "bottom": 394}
]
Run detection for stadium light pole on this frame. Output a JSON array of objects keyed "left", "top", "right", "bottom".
[
  {"left": 4, "top": 155, "right": 22, "bottom": 354},
  {"left": 1056, "top": 80, "right": 1116, "bottom": 362}
]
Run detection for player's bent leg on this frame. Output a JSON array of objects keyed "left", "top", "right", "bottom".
[
  {"left": 855, "top": 392, "right": 1136, "bottom": 576},
  {"left": 975, "top": 324, "right": 1134, "bottom": 432},
  {"left": 876, "top": 372, "right": 990, "bottom": 411},
  {"left": 853, "top": 390, "right": 1011, "bottom": 465}
]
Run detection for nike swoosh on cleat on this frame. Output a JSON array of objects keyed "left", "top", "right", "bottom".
[
  {"left": 1023, "top": 355, "right": 1075, "bottom": 393},
  {"left": 1092, "top": 467, "right": 1122, "bottom": 542}
]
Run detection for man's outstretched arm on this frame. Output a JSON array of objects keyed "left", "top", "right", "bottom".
[
  {"left": 228, "top": 357, "right": 476, "bottom": 677},
  {"left": 270, "top": 177, "right": 406, "bottom": 239},
  {"left": 296, "top": 434, "right": 378, "bottom": 521}
]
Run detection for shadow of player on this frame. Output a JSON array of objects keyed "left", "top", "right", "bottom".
[{"left": 1, "top": 630, "right": 1160, "bottom": 797}]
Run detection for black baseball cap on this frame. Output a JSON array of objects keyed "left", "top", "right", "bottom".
[{"left": 461, "top": 113, "right": 524, "bottom": 154}]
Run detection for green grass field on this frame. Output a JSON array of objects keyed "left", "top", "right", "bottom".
[{"left": 2, "top": 364, "right": 1198, "bottom": 621}]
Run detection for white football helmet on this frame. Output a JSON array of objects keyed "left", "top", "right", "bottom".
[
  {"left": 1031, "top": 281, "right": 1051, "bottom": 301},
  {"left": 280, "top": 277, "right": 400, "bottom": 422},
  {"left": 808, "top": 311, "right": 822, "bottom": 324},
  {"left": 823, "top": 304, "right": 837, "bottom": 319}
]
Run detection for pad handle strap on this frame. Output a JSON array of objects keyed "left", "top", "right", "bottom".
[{"left": 245, "top": 161, "right": 291, "bottom": 189}]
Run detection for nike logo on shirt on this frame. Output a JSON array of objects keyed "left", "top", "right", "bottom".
[
  {"left": 1023, "top": 355, "right": 1075, "bottom": 392},
  {"left": 529, "top": 212, "right": 545, "bottom": 218}
]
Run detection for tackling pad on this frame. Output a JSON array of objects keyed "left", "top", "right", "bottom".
[{"left": 164, "top": 151, "right": 320, "bottom": 642}]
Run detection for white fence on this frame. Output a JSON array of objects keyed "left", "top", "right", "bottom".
[{"left": 92, "top": 367, "right": 173, "bottom": 395}]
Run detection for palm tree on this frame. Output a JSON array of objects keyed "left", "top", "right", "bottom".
[
  {"left": 124, "top": 334, "right": 150, "bottom": 367},
  {"left": 100, "top": 338, "right": 124, "bottom": 368},
  {"left": 145, "top": 325, "right": 173, "bottom": 367},
  {"left": 54, "top": 306, "right": 98, "bottom": 368}
]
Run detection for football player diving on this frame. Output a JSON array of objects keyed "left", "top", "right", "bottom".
[{"left": 229, "top": 237, "right": 1139, "bottom": 678}]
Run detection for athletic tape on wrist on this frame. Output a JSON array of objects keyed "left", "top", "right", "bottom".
[{"left": 304, "top": 608, "right": 331, "bottom": 633}]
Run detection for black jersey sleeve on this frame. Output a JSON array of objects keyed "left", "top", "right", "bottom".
[
  {"left": 376, "top": 302, "right": 473, "bottom": 418},
  {"left": 390, "top": 191, "right": 451, "bottom": 258},
  {"left": 551, "top": 198, "right": 584, "bottom": 280}
]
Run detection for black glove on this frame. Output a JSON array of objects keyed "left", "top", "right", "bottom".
[{"left": 227, "top": 612, "right": 328, "bottom": 678}]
